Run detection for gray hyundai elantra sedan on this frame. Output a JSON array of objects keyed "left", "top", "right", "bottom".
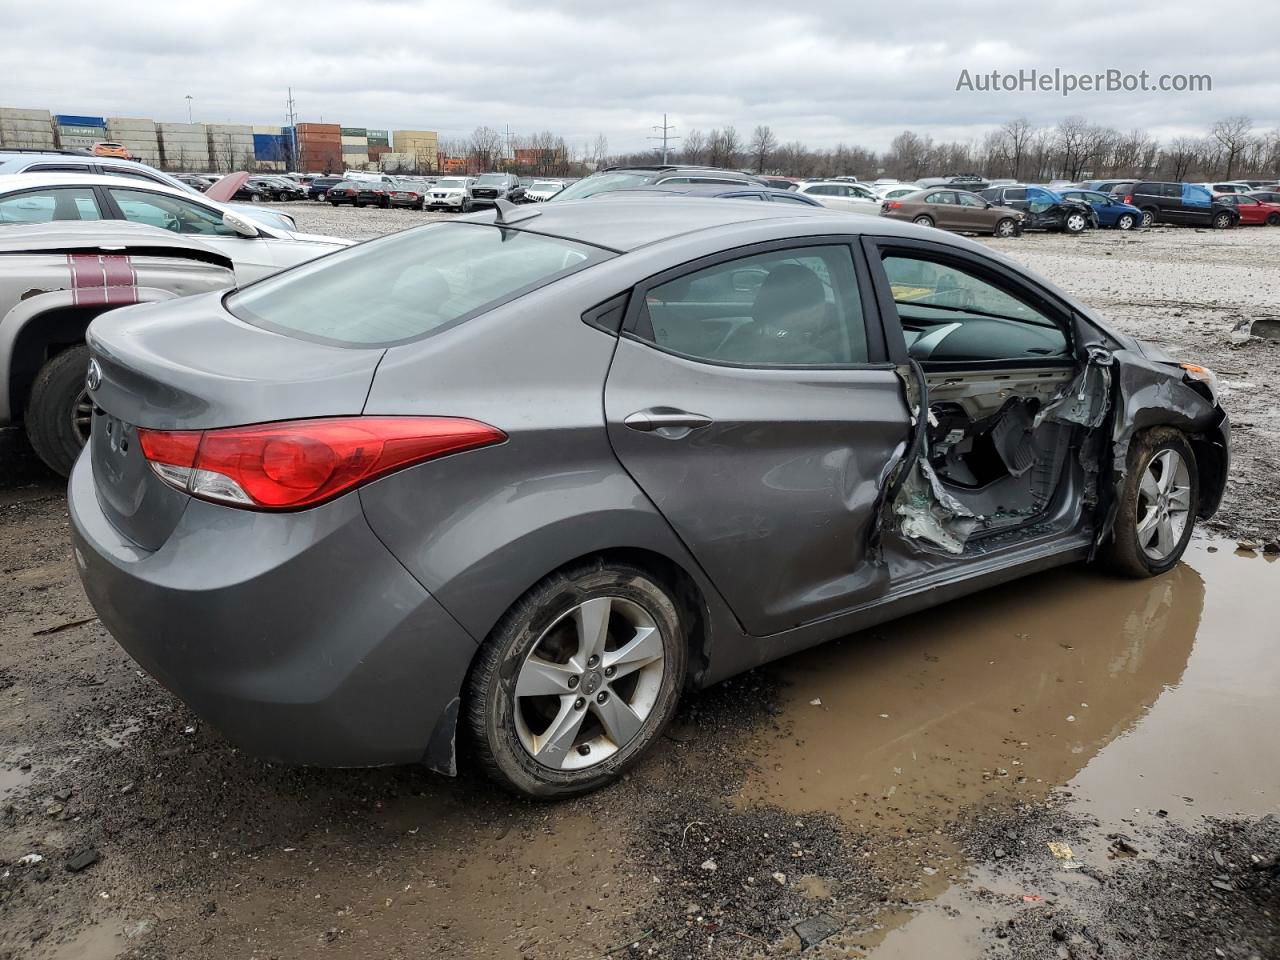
[{"left": 69, "top": 198, "right": 1229, "bottom": 797}]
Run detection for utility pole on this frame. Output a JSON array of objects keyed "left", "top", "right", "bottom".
[
  {"left": 504, "top": 123, "right": 515, "bottom": 169},
  {"left": 647, "top": 113, "right": 680, "bottom": 164},
  {"left": 285, "top": 87, "right": 298, "bottom": 172},
  {"left": 184, "top": 95, "right": 193, "bottom": 124}
]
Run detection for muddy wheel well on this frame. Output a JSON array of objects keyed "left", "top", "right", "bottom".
[
  {"left": 1189, "top": 430, "right": 1229, "bottom": 519},
  {"left": 7, "top": 307, "right": 102, "bottom": 423}
]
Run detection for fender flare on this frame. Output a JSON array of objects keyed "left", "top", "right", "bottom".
[{"left": 1, "top": 287, "right": 182, "bottom": 424}]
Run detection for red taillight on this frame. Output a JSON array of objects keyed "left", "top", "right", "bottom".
[
  {"left": 1124, "top": 194, "right": 1133, "bottom": 204},
  {"left": 885, "top": 200, "right": 902, "bottom": 210},
  {"left": 138, "top": 417, "right": 506, "bottom": 510}
]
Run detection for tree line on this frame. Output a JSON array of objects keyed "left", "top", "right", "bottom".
[{"left": 606, "top": 115, "right": 1280, "bottom": 182}]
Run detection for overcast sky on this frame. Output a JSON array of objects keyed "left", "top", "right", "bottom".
[{"left": 3, "top": 0, "right": 1277, "bottom": 155}]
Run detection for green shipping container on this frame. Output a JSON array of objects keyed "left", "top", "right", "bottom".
[{"left": 340, "top": 127, "right": 367, "bottom": 138}]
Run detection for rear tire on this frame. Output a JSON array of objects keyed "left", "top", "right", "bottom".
[
  {"left": 1140, "top": 208, "right": 1157, "bottom": 227},
  {"left": 912, "top": 214, "right": 934, "bottom": 227},
  {"left": 1213, "top": 211, "right": 1234, "bottom": 230},
  {"left": 1099, "top": 427, "right": 1199, "bottom": 579},
  {"left": 466, "top": 561, "right": 687, "bottom": 798},
  {"left": 25, "top": 345, "right": 92, "bottom": 477}
]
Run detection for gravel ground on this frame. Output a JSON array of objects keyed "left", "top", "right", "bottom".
[{"left": 1, "top": 210, "right": 1277, "bottom": 959}]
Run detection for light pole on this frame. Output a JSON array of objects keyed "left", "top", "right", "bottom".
[{"left": 185, "top": 95, "right": 193, "bottom": 124}]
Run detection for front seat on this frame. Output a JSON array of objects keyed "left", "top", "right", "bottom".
[{"left": 716, "top": 262, "right": 837, "bottom": 364}]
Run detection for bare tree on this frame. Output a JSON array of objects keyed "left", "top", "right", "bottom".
[
  {"left": 469, "top": 126, "right": 503, "bottom": 172},
  {"left": 748, "top": 125, "right": 777, "bottom": 173},
  {"left": 1000, "top": 117, "right": 1034, "bottom": 180},
  {"left": 1211, "top": 116, "right": 1254, "bottom": 179},
  {"left": 682, "top": 128, "right": 706, "bottom": 165}
]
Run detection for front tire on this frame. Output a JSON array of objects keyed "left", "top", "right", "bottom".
[
  {"left": 1116, "top": 213, "right": 1136, "bottom": 230},
  {"left": 25, "top": 344, "right": 92, "bottom": 477},
  {"left": 466, "top": 561, "right": 688, "bottom": 798},
  {"left": 1099, "top": 428, "right": 1199, "bottom": 578},
  {"left": 994, "top": 217, "right": 1017, "bottom": 238},
  {"left": 1063, "top": 212, "right": 1088, "bottom": 233},
  {"left": 1267, "top": 214, "right": 1280, "bottom": 226}
]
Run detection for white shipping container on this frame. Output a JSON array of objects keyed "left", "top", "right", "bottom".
[
  {"left": 252, "top": 124, "right": 284, "bottom": 135},
  {"left": 341, "top": 136, "right": 369, "bottom": 146},
  {"left": 206, "top": 124, "right": 253, "bottom": 134},
  {"left": 158, "top": 123, "right": 204, "bottom": 134},
  {"left": 0, "top": 108, "right": 53, "bottom": 122}
]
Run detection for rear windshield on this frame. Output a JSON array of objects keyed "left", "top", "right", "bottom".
[
  {"left": 226, "top": 222, "right": 614, "bottom": 347},
  {"left": 554, "top": 172, "right": 652, "bottom": 200}
]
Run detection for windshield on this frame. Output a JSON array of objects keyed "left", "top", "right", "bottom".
[
  {"left": 226, "top": 222, "right": 614, "bottom": 347},
  {"left": 436, "top": 179, "right": 466, "bottom": 189},
  {"left": 477, "top": 174, "right": 507, "bottom": 184},
  {"left": 553, "top": 172, "right": 651, "bottom": 200}
]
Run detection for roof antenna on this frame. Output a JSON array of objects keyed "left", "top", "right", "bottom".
[{"left": 492, "top": 198, "right": 541, "bottom": 225}]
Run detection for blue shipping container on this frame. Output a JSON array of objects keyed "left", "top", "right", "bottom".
[
  {"left": 54, "top": 114, "right": 105, "bottom": 128},
  {"left": 253, "top": 133, "right": 290, "bottom": 162}
]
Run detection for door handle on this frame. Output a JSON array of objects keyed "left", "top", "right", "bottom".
[{"left": 623, "top": 408, "right": 714, "bottom": 436}]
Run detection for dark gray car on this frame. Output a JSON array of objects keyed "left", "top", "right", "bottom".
[{"left": 69, "top": 198, "right": 1229, "bottom": 798}]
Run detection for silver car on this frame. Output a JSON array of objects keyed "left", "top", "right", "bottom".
[{"left": 70, "top": 198, "right": 1229, "bottom": 798}]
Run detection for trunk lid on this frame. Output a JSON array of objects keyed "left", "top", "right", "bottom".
[{"left": 85, "top": 292, "right": 383, "bottom": 549}]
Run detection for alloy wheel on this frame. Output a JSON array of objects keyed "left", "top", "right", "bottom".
[
  {"left": 513, "top": 596, "right": 665, "bottom": 771},
  {"left": 1118, "top": 214, "right": 1135, "bottom": 230},
  {"left": 70, "top": 387, "right": 92, "bottom": 444},
  {"left": 995, "top": 219, "right": 1016, "bottom": 237},
  {"left": 1136, "top": 449, "right": 1192, "bottom": 562}
]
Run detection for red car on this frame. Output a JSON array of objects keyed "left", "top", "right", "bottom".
[{"left": 1214, "top": 193, "right": 1280, "bottom": 225}]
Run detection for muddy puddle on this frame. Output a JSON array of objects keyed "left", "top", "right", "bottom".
[{"left": 736, "top": 539, "right": 1279, "bottom": 956}]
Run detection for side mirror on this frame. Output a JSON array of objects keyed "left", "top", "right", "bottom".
[
  {"left": 222, "top": 211, "right": 260, "bottom": 238},
  {"left": 984, "top": 201, "right": 993, "bottom": 209}
]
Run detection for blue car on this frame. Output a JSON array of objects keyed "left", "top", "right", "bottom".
[{"left": 1059, "top": 188, "right": 1142, "bottom": 230}]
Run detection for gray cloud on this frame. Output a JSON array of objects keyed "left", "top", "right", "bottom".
[{"left": 2, "top": 0, "right": 1275, "bottom": 154}]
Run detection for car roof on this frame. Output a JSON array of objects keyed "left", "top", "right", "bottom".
[
  {"left": 600, "top": 184, "right": 815, "bottom": 201},
  {"left": 0, "top": 170, "right": 196, "bottom": 198},
  {"left": 0, "top": 219, "right": 228, "bottom": 258}
]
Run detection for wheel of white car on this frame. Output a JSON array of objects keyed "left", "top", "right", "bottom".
[
  {"left": 466, "top": 560, "right": 687, "bottom": 798},
  {"left": 25, "top": 344, "right": 92, "bottom": 477}
]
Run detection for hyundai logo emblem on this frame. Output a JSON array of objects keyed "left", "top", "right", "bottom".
[{"left": 85, "top": 359, "right": 102, "bottom": 392}]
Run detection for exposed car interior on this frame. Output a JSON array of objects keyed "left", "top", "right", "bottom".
[{"left": 881, "top": 253, "right": 1079, "bottom": 550}]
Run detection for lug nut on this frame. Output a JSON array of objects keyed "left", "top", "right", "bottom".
[
  {"left": 604, "top": 666, "right": 616, "bottom": 678},
  {"left": 596, "top": 691, "right": 609, "bottom": 704},
  {"left": 574, "top": 697, "right": 585, "bottom": 710},
  {"left": 567, "top": 675, "right": 579, "bottom": 689},
  {"left": 577, "top": 744, "right": 591, "bottom": 756},
  {"left": 587, "top": 655, "right": 600, "bottom": 668}
]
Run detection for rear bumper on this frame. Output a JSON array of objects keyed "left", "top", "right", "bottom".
[{"left": 68, "top": 453, "right": 478, "bottom": 772}]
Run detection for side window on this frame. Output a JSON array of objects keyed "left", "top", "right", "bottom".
[
  {"left": 637, "top": 245, "right": 869, "bottom": 367},
  {"left": 1182, "top": 184, "right": 1212, "bottom": 206},
  {"left": 101, "top": 166, "right": 166, "bottom": 185},
  {"left": 1005, "top": 188, "right": 1027, "bottom": 202},
  {"left": 772, "top": 192, "right": 814, "bottom": 204},
  {"left": 107, "top": 188, "right": 238, "bottom": 236},
  {"left": 0, "top": 187, "right": 102, "bottom": 224},
  {"left": 923, "top": 192, "right": 950, "bottom": 204},
  {"left": 806, "top": 185, "right": 833, "bottom": 196},
  {"left": 23, "top": 163, "right": 93, "bottom": 174},
  {"left": 957, "top": 193, "right": 985, "bottom": 208},
  {"left": 881, "top": 254, "right": 1069, "bottom": 363}
]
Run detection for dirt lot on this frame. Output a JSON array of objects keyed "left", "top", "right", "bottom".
[{"left": 2, "top": 209, "right": 1278, "bottom": 960}]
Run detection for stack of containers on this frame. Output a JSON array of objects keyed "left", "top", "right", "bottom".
[
  {"left": 0, "top": 107, "right": 56, "bottom": 150},
  {"left": 252, "top": 124, "right": 289, "bottom": 171},
  {"left": 206, "top": 123, "right": 255, "bottom": 172},
  {"left": 158, "top": 122, "right": 212, "bottom": 170},
  {"left": 341, "top": 127, "right": 370, "bottom": 169},
  {"left": 367, "top": 128, "right": 391, "bottom": 166},
  {"left": 392, "top": 130, "right": 439, "bottom": 171},
  {"left": 295, "top": 123, "right": 341, "bottom": 173},
  {"left": 53, "top": 114, "right": 107, "bottom": 152},
  {"left": 105, "top": 118, "right": 161, "bottom": 165}
]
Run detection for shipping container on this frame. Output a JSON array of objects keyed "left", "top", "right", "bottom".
[
  {"left": 252, "top": 124, "right": 283, "bottom": 135},
  {"left": 0, "top": 107, "right": 53, "bottom": 122},
  {"left": 253, "top": 133, "right": 291, "bottom": 163},
  {"left": 56, "top": 135, "right": 98, "bottom": 150},
  {"left": 340, "top": 127, "right": 367, "bottom": 138},
  {"left": 54, "top": 114, "right": 105, "bottom": 128},
  {"left": 57, "top": 124, "right": 106, "bottom": 138}
]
